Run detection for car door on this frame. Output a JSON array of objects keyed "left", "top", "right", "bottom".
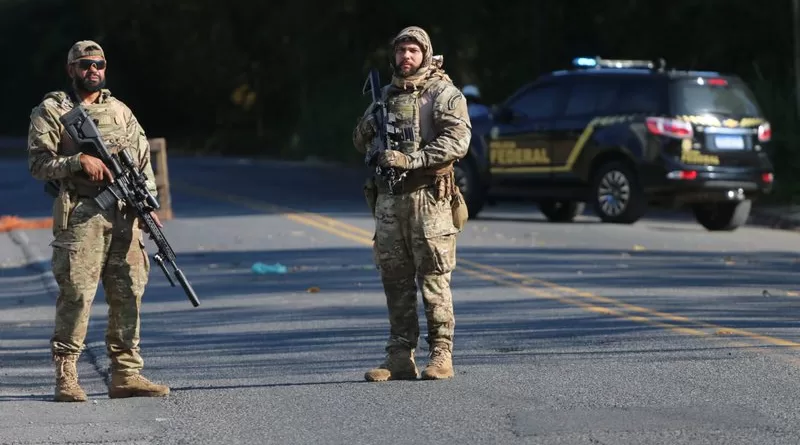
[
  {"left": 487, "top": 81, "right": 567, "bottom": 183},
  {"left": 550, "top": 76, "right": 623, "bottom": 182}
]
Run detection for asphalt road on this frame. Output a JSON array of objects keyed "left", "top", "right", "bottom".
[{"left": 3, "top": 156, "right": 800, "bottom": 444}]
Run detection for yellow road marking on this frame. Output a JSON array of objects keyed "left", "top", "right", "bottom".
[
  {"left": 173, "top": 181, "right": 800, "bottom": 353},
  {"left": 459, "top": 259, "right": 800, "bottom": 348},
  {"left": 459, "top": 265, "right": 712, "bottom": 337}
]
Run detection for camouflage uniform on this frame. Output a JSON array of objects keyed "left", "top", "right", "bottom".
[
  {"left": 353, "top": 27, "right": 471, "bottom": 381},
  {"left": 27, "top": 40, "right": 169, "bottom": 401}
]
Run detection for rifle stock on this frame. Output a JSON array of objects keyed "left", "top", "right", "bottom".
[{"left": 58, "top": 106, "right": 200, "bottom": 308}]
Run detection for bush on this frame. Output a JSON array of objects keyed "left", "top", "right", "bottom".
[{"left": 749, "top": 79, "right": 800, "bottom": 204}]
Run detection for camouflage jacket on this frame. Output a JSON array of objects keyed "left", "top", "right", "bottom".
[
  {"left": 353, "top": 76, "right": 472, "bottom": 171},
  {"left": 27, "top": 88, "right": 158, "bottom": 198}
]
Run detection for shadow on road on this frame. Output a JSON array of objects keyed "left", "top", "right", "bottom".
[
  {"left": 3, "top": 240, "right": 800, "bottom": 398},
  {"left": 4, "top": 155, "right": 800, "bottom": 400}
]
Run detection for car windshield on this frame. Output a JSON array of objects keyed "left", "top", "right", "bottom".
[{"left": 670, "top": 77, "right": 763, "bottom": 117}]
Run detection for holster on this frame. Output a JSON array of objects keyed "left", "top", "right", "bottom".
[{"left": 52, "top": 185, "right": 73, "bottom": 232}]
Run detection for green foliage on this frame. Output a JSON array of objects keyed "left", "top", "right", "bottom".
[{"left": 1, "top": 0, "right": 799, "bottom": 200}]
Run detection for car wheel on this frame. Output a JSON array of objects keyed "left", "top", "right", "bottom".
[
  {"left": 539, "top": 200, "right": 585, "bottom": 222},
  {"left": 591, "top": 161, "right": 646, "bottom": 224},
  {"left": 454, "top": 160, "right": 485, "bottom": 219},
  {"left": 692, "top": 200, "right": 751, "bottom": 231}
]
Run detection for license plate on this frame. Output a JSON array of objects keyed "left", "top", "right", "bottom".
[{"left": 714, "top": 135, "right": 745, "bottom": 150}]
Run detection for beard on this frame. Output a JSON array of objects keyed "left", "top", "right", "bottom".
[
  {"left": 394, "top": 63, "right": 420, "bottom": 78},
  {"left": 74, "top": 74, "right": 106, "bottom": 93}
]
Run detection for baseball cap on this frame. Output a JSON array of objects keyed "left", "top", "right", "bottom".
[{"left": 67, "top": 40, "right": 105, "bottom": 64}]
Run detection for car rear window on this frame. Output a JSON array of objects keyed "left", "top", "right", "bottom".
[{"left": 670, "top": 77, "right": 763, "bottom": 117}]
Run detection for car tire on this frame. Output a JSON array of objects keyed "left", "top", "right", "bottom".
[
  {"left": 454, "top": 159, "right": 485, "bottom": 219},
  {"left": 539, "top": 200, "right": 585, "bottom": 223},
  {"left": 691, "top": 200, "right": 751, "bottom": 231},
  {"left": 590, "top": 160, "right": 646, "bottom": 224}
]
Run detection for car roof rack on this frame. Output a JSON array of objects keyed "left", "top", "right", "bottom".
[{"left": 572, "top": 56, "right": 667, "bottom": 72}]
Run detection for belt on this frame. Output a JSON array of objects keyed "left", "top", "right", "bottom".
[
  {"left": 375, "top": 177, "right": 431, "bottom": 194},
  {"left": 374, "top": 163, "right": 455, "bottom": 195}
]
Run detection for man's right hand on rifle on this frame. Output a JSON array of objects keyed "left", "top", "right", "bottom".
[{"left": 79, "top": 153, "right": 113, "bottom": 183}]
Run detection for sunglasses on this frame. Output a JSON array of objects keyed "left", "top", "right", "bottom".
[{"left": 73, "top": 59, "right": 106, "bottom": 70}]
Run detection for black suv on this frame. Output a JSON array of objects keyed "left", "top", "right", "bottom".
[{"left": 456, "top": 56, "right": 775, "bottom": 231}]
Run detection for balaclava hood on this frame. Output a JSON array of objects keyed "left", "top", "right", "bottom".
[{"left": 389, "top": 26, "right": 450, "bottom": 90}]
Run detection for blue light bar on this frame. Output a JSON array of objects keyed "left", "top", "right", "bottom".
[
  {"left": 572, "top": 56, "right": 662, "bottom": 70},
  {"left": 573, "top": 57, "right": 597, "bottom": 67}
]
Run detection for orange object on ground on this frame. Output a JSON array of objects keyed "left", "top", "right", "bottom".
[{"left": 0, "top": 215, "right": 53, "bottom": 232}]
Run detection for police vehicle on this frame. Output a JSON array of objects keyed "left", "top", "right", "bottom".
[{"left": 455, "top": 56, "right": 774, "bottom": 231}]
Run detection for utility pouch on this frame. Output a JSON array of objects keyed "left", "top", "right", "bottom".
[{"left": 451, "top": 186, "right": 468, "bottom": 231}]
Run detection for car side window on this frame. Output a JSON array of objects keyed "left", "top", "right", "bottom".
[
  {"left": 595, "top": 82, "right": 623, "bottom": 114},
  {"left": 613, "top": 79, "right": 664, "bottom": 114},
  {"left": 569, "top": 81, "right": 613, "bottom": 115},
  {"left": 563, "top": 82, "right": 600, "bottom": 117},
  {"left": 507, "top": 83, "right": 565, "bottom": 120},
  {"left": 563, "top": 78, "right": 626, "bottom": 117}
]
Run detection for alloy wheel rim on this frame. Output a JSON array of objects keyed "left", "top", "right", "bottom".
[{"left": 597, "top": 170, "right": 630, "bottom": 216}]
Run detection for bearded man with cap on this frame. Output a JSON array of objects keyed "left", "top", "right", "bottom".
[
  {"left": 353, "top": 26, "right": 472, "bottom": 381},
  {"left": 27, "top": 40, "right": 169, "bottom": 401}
]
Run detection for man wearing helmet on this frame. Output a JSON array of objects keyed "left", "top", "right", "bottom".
[{"left": 353, "top": 26, "right": 472, "bottom": 381}]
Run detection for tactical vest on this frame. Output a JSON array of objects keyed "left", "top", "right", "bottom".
[
  {"left": 385, "top": 87, "right": 423, "bottom": 156},
  {"left": 50, "top": 90, "right": 134, "bottom": 197},
  {"left": 380, "top": 83, "right": 454, "bottom": 192}
]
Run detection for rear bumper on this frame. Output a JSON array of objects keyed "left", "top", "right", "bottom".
[{"left": 647, "top": 168, "right": 773, "bottom": 203}]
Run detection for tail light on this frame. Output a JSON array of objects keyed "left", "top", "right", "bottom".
[
  {"left": 762, "top": 172, "right": 774, "bottom": 183},
  {"left": 707, "top": 78, "right": 728, "bottom": 86},
  {"left": 667, "top": 170, "right": 698, "bottom": 180},
  {"left": 758, "top": 123, "right": 772, "bottom": 142},
  {"left": 646, "top": 117, "right": 693, "bottom": 139}
]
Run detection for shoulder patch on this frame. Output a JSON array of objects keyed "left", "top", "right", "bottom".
[{"left": 447, "top": 92, "right": 463, "bottom": 111}]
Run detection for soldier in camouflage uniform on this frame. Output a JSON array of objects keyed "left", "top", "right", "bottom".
[
  {"left": 353, "top": 26, "right": 471, "bottom": 381},
  {"left": 27, "top": 40, "right": 170, "bottom": 401}
]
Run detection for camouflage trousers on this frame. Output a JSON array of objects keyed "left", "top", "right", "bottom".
[
  {"left": 49, "top": 198, "right": 150, "bottom": 373},
  {"left": 372, "top": 186, "right": 459, "bottom": 351}
]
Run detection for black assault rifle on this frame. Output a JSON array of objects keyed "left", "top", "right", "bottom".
[
  {"left": 48, "top": 106, "right": 200, "bottom": 307},
  {"left": 362, "top": 68, "right": 407, "bottom": 194}
]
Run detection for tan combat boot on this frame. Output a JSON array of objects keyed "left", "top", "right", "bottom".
[
  {"left": 421, "top": 343, "right": 454, "bottom": 380},
  {"left": 54, "top": 354, "right": 88, "bottom": 402},
  {"left": 108, "top": 372, "right": 170, "bottom": 398},
  {"left": 364, "top": 347, "right": 419, "bottom": 382}
]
